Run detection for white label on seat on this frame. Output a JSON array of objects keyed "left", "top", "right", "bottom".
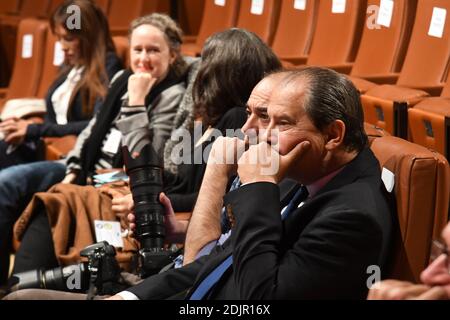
[
  {"left": 377, "top": 0, "right": 394, "bottom": 28},
  {"left": 428, "top": 7, "right": 447, "bottom": 38},
  {"left": 214, "top": 0, "right": 226, "bottom": 6},
  {"left": 251, "top": 0, "right": 265, "bottom": 15},
  {"left": 332, "top": 0, "right": 346, "bottom": 14},
  {"left": 53, "top": 41, "right": 65, "bottom": 66},
  {"left": 22, "top": 34, "right": 33, "bottom": 59},
  {"left": 381, "top": 167, "right": 395, "bottom": 193},
  {"left": 94, "top": 220, "right": 124, "bottom": 248},
  {"left": 294, "top": 0, "right": 307, "bottom": 11}
]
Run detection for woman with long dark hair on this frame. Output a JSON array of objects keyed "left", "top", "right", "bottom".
[{"left": 0, "top": 0, "right": 122, "bottom": 285}]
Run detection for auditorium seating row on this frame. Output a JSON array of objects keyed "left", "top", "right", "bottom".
[
  {"left": 0, "top": 0, "right": 449, "bottom": 288},
  {"left": 1, "top": 0, "right": 449, "bottom": 161},
  {"left": 0, "top": 0, "right": 203, "bottom": 86}
]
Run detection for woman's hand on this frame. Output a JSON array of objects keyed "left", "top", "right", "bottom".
[
  {"left": 62, "top": 172, "right": 77, "bottom": 184},
  {"left": 111, "top": 192, "right": 134, "bottom": 217},
  {"left": 127, "top": 73, "right": 157, "bottom": 106},
  {"left": 0, "top": 118, "right": 32, "bottom": 145}
]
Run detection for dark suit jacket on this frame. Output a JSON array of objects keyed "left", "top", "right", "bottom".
[{"left": 128, "top": 147, "right": 395, "bottom": 300}]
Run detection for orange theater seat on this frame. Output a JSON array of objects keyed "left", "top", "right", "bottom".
[
  {"left": 113, "top": 36, "right": 130, "bottom": 69},
  {"left": 408, "top": 79, "right": 450, "bottom": 160},
  {"left": 271, "top": 0, "right": 318, "bottom": 66},
  {"left": 181, "top": 0, "right": 240, "bottom": 57},
  {"left": 361, "top": 0, "right": 450, "bottom": 138},
  {"left": 108, "top": 0, "right": 170, "bottom": 36},
  {"left": 347, "top": 0, "right": 417, "bottom": 93},
  {"left": 235, "top": 0, "right": 281, "bottom": 45},
  {"left": 0, "top": 19, "right": 48, "bottom": 111},
  {"left": 370, "top": 136, "right": 450, "bottom": 282},
  {"left": 290, "top": 0, "right": 367, "bottom": 72}
]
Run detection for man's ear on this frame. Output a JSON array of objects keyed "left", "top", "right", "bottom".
[{"left": 324, "top": 120, "right": 346, "bottom": 151}]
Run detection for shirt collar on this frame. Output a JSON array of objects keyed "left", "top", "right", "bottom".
[{"left": 306, "top": 167, "right": 344, "bottom": 198}]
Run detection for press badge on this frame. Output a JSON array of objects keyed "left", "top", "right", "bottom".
[
  {"left": 102, "top": 128, "right": 122, "bottom": 154},
  {"left": 94, "top": 220, "right": 124, "bottom": 248}
]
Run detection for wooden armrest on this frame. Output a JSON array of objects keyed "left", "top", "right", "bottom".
[{"left": 44, "top": 135, "right": 78, "bottom": 160}]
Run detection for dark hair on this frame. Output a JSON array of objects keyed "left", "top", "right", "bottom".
[
  {"left": 280, "top": 67, "right": 368, "bottom": 152},
  {"left": 193, "top": 28, "right": 282, "bottom": 127},
  {"left": 129, "top": 13, "right": 187, "bottom": 78},
  {"left": 51, "top": 0, "right": 115, "bottom": 116}
]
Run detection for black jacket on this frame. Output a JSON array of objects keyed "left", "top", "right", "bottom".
[
  {"left": 25, "top": 52, "right": 122, "bottom": 140},
  {"left": 128, "top": 147, "right": 396, "bottom": 300}
]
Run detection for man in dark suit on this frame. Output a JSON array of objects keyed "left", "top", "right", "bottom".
[{"left": 109, "top": 67, "right": 395, "bottom": 300}]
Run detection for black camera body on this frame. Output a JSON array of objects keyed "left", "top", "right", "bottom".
[
  {"left": 10, "top": 241, "right": 122, "bottom": 295},
  {"left": 122, "top": 144, "right": 177, "bottom": 277}
]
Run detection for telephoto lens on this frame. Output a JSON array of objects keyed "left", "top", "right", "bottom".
[
  {"left": 122, "top": 143, "right": 165, "bottom": 249},
  {"left": 9, "top": 264, "right": 90, "bottom": 292},
  {"left": 122, "top": 143, "right": 176, "bottom": 277}
]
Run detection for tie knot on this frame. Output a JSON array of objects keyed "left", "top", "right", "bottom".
[{"left": 282, "top": 186, "right": 308, "bottom": 220}]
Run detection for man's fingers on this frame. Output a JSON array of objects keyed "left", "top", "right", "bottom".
[
  {"left": 414, "top": 286, "right": 449, "bottom": 300},
  {"left": 283, "top": 141, "right": 311, "bottom": 164},
  {"left": 127, "top": 213, "right": 135, "bottom": 223},
  {"left": 159, "top": 193, "right": 175, "bottom": 216}
]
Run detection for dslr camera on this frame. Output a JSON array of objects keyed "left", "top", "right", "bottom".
[{"left": 10, "top": 241, "right": 123, "bottom": 295}]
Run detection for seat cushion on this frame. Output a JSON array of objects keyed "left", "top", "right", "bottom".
[
  {"left": 413, "top": 97, "right": 450, "bottom": 117},
  {"left": 366, "top": 84, "right": 430, "bottom": 106},
  {"left": 347, "top": 76, "right": 377, "bottom": 93}
]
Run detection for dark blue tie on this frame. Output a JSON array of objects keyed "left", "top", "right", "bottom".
[{"left": 188, "top": 185, "right": 308, "bottom": 300}]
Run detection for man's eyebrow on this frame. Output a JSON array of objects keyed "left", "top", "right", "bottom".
[{"left": 254, "top": 106, "right": 268, "bottom": 113}]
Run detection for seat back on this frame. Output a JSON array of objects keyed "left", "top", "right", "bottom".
[
  {"left": 396, "top": 0, "right": 450, "bottom": 89},
  {"left": 47, "top": 0, "right": 65, "bottom": 15},
  {"left": 370, "top": 136, "right": 450, "bottom": 282},
  {"left": 108, "top": 0, "right": 170, "bottom": 36},
  {"left": 18, "top": 0, "right": 52, "bottom": 18},
  {"left": 193, "top": 0, "right": 240, "bottom": 48},
  {"left": 236, "top": 0, "right": 281, "bottom": 45},
  {"left": 440, "top": 76, "right": 450, "bottom": 98},
  {"left": 178, "top": 0, "right": 206, "bottom": 36},
  {"left": 350, "top": 0, "right": 417, "bottom": 78},
  {"left": 0, "top": 0, "right": 21, "bottom": 15},
  {"left": 94, "top": 0, "right": 111, "bottom": 14},
  {"left": 113, "top": 36, "right": 130, "bottom": 69},
  {"left": 271, "top": 0, "right": 318, "bottom": 60},
  {"left": 306, "top": 0, "right": 367, "bottom": 66},
  {"left": 36, "top": 29, "right": 62, "bottom": 99},
  {"left": 2, "top": 19, "right": 48, "bottom": 104}
]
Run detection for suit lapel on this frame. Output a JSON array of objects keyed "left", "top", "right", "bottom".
[{"left": 281, "top": 148, "right": 381, "bottom": 247}]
